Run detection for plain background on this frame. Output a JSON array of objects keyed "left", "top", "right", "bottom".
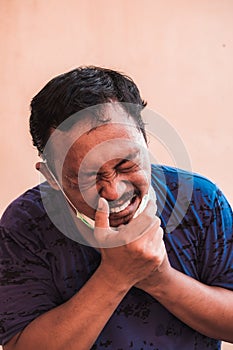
[{"left": 0, "top": 1, "right": 232, "bottom": 349}]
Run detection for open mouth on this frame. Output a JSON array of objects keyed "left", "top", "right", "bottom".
[{"left": 109, "top": 194, "right": 137, "bottom": 214}]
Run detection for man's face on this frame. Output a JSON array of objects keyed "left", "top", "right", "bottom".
[{"left": 50, "top": 104, "right": 151, "bottom": 227}]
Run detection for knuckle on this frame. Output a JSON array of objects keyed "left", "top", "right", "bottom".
[
  {"left": 157, "top": 227, "right": 164, "bottom": 238},
  {"left": 133, "top": 244, "right": 146, "bottom": 257},
  {"left": 143, "top": 211, "right": 154, "bottom": 222},
  {"left": 151, "top": 254, "right": 163, "bottom": 268},
  {"left": 155, "top": 216, "right": 161, "bottom": 225}
]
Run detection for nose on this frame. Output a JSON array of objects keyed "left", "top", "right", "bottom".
[{"left": 98, "top": 178, "right": 127, "bottom": 202}]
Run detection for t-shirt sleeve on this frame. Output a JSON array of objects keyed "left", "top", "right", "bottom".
[
  {"left": 197, "top": 186, "right": 233, "bottom": 290},
  {"left": 0, "top": 225, "right": 61, "bottom": 346}
]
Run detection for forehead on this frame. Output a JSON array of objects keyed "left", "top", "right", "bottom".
[
  {"left": 65, "top": 119, "right": 146, "bottom": 176},
  {"left": 65, "top": 102, "right": 140, "bottom": 144},
  {"left": 68, "top": 122, "right": 145, "bottom": 171},
  {"left": 48, "top": 103, "right": 146, "bottom": 169}
]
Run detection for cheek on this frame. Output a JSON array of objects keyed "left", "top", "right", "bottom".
[
  {"left": 62, "top": 177, "right": 90, "bottom": 205},
  {"left": 137, "top": 157, "right": 151, "bottom": 183},
  {"left": 129, "top": 169, "right": 151, "bottom": 189},
  {"left": 135, "top": 150, "right": 151, "bottom": 180},
  {"left": 71, "top": 186, "right": 99, "bottom": 213}
]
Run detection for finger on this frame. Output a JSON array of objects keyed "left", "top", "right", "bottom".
[
  {"left": 134, "top": 216, "right": 162, "bottom": 244},
  {"left": 148, "top": 226, "right": 164, "bottom": 246},
  {"left": 144, "top": 198, "right": 158, "bottom": 218},
  {"left": 129, "top": 199, "right": 158, "bottom": 232},
  {"left": 115, "top": 216, "right": 157, "bottom": 248},
  {"left": 94, "top": 197, "right": 110, "bottom": 229}
]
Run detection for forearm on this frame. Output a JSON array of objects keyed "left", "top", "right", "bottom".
[
  {"left": 143, "top": 266, "right": 233, "bottom": 342},
  {"left": 6, "top": 267, "right": 130, "bottom": 350}
]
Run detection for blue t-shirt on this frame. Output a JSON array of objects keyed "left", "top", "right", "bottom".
[{"left": 0, "top": 165, "right": 232, "bottom": 349}]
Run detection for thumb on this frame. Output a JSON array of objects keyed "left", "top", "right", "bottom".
[{"left": 95, "top": 197, "right": 110, "bottom": 229}]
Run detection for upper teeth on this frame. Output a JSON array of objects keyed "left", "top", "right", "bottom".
[{"left": 110, "top": 197, "right": 132, "bottom": 214}]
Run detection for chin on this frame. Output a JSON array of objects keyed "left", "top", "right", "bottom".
[
  {"left": 109, "top": 213, "right": 134, "bottom": 227},
  {"left": 109, "top": 195, "right": 141, "bottom": 227}
]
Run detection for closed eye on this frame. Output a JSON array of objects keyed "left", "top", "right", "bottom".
[{"left": 118, "top": 162, "right": 139, "bottom": 173}]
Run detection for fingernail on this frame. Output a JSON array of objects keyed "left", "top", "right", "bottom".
[{"left": 98, "top": 197, "right": 104, "bottom": 210}]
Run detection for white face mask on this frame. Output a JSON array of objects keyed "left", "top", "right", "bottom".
[{"left": 45, "top": 162, "right": 157, "bottom": 230}]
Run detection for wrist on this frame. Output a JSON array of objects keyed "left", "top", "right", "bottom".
[
  {"left": 139, "top": 257, "right": 174, "bottom": 298},
  {"left": 96, "top": 263, "right": 133, "bottom": 296}
]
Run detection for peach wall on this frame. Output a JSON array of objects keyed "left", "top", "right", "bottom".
[
  {"left": 0, "top": 1, "right": 232, "bottom": 348},
  {"left": 0, "top": 0, "right": 232, "bottom": 215}
]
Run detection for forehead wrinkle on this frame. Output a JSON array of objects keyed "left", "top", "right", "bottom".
[
  {"left": 57, "top": 116, "right": 145, "bottom": 178},
  {"left": 70, "top": 120, "right": 139, "bottom": 151}
]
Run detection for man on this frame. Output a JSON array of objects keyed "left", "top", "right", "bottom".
[{"left": 0, "top": 66, "right": 232, "bottom": 350}]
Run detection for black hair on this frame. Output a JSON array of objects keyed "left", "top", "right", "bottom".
[{"left": 29, "top": 66, "right": 147, "bottom": 156}]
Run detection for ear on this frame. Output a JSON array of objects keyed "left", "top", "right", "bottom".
[{"left": 35, "top": 162, "right": 60, "bottom": 191}]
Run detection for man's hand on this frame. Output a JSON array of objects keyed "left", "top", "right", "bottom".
[{"left": 94, "top": 197, "right": 168, "bottom": 290}]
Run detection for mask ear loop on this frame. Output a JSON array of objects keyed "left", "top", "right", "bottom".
[{"left": 42, "top": 158, "right": 94, "bottom": 230}]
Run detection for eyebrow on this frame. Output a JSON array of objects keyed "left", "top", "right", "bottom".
[
  {"left": 96, "top": 150, "right": 140, "bottom": 176},
  {"left": 115, "top": 151, "right": 139, "bottom": 167},
  {"left": 68, "top": 150, "right": 140, "bottom": 179}
]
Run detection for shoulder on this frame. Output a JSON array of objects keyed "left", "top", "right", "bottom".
[
  {"left": 1, "top": 182, "right": 53, "bottom": 231},
  {"left": 151, "top": 164, "right": 232, "bottom": 233},
  {"left": 0, "top": 182, "right": 64, "bottom": 252},
  {"left": 151, "top": 164, "right": 220, "bottom": 202}
]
